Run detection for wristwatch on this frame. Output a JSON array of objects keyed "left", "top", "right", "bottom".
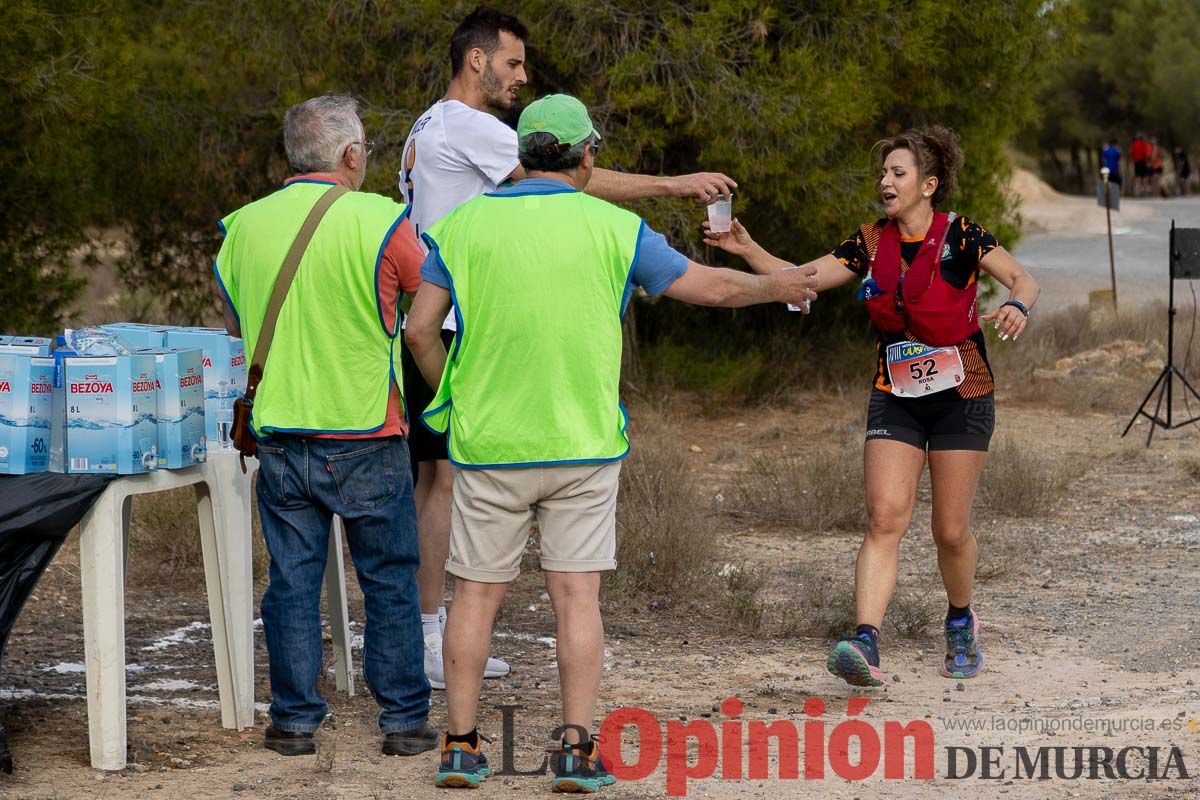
[{"left": 1001, "top": 299, "right": 1030, "bottom": 317}]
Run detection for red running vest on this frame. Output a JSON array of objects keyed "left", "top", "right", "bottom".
[{"left": 862, "top": 211, "right": 980, "bottom": 347}]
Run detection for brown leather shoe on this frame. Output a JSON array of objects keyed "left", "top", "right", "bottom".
[{"left": 264, "top": 724, "right": 316, "bottom": 756}]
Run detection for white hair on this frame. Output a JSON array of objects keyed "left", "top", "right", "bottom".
[{"left": 283, "top": 95, "right": 364, "bottom": 173}]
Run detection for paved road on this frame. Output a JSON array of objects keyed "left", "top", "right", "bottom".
[{"left": 1012, "top": 194, "right": 1200, "bottom": 313}]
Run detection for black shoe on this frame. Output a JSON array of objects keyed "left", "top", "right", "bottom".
[
  {"left": 382, "top": 722, "right": 438, "bottom": 756},
  {"left": 264, "top": 724, "right": 316, "bottom": 756}
]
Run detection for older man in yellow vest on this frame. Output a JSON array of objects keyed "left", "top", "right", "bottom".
[
  {"left": 215, "top": 95, "right": 436, "bottom": 759},
  {"left": 406, "top": 94, "right": 818, "bottom": 792}
]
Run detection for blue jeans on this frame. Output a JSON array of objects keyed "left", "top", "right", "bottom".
[{"left": 255, "top": 434, "right": 429, "bottom": 733}]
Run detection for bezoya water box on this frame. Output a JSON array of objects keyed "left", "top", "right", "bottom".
[
  {"left": 0, "top": 337, "right": 53, "bottom": 356},
  {"left": 64, "top": 354, "right": 159, "bottom": 474},
  {"left": 99, "top": 322, "right": 175, "bottom": 351},
  {"left": 138, "top": 348, "right": 207, "bottom": 469},
  {"left": 0, "top": 354, "right": 55, "bottom": 474},
  {"left": 164, "top": 328, "right": 246, "bottom": 449}
]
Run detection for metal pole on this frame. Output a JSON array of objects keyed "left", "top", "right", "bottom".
[
  {"left": 1105, "top": 173, "right": 1118, "bottom": 313},
  {"left": 1167, "top": 222, "right": 1176, "bottom": 427}
]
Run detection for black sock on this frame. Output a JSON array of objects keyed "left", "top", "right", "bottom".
[
  {"left": 855, "top": 624, "right": 880, "bottom": 643},
  {"left": 563, "top": 733, "right": 592, "bottom": 751},
  {"left": 851, "top": 624, "right": 881, "bottom": 667},
  {"left": 947, "top": 603, "right": 971, "bottom": 625},
  {"left": 446, "top": 728, "right": 479, "bottom": 748}
]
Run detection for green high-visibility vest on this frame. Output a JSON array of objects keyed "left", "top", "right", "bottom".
[
  {"left": 422, "top": 185, "right": 642, "bottom": 467},
  {"left": 214, "top": 180, "right": 408, "bottom": 437}
]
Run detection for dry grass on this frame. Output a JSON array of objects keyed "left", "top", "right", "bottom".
[
  {"left": 729, "top": 445, "right": 867, "bottom": 534},
  {"left": 775, "top": 563, "right": 856, "bottom": 640},
  {"left": 992, "top": 301, "right": 1200, "bottom": 413},
  {"left": 887, "top": 587, "right": 941, "bottom": 638},
  {"left": 125, "top": 481, "right": 268, "bottom": 586},
  {"left": 719, "top": 562, "right": 767, "bottom": 632},
  {"left": 977, "top": 437, "right": 1078, "bottom": 518},
  {"left": 1178, "top": 455, "right": 1200, "bottom": 482},
  {"left": 975, "top": 524, "right": 1042, "bottom": 582},
  {"left": 607, "top": 412, "right": 720, "bottom": 605},
  {"left": 1107, "top": 442, "right": 1155, "bottom": 466},
  {"left": 772, "top": 563, "right": 939, "bottom": 641}
]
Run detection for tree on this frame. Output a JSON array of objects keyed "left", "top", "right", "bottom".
[
  {"left": 1025, "top": 0, "right": 1200, "bottom": 190},
  {"left": 0, "top": 0, "right": 136, "bottom": 333},
  {"left": 6, "top": 0, "right": 1073, "bottom": 340}
]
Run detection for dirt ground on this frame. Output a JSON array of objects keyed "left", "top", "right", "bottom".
[{"left": 1, "top": 392, "right": 1198, "bottom": 800}]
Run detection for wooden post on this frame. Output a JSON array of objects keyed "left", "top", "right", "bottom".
[{"left": 1104, "top": 172, "right": 1118, "bottom": 314}]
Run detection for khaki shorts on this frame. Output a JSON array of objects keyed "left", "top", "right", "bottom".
[{"left": 447, "top": 461, "right": 621, "bottom": 583}]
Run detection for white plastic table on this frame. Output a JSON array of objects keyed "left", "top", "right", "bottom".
[
  {"left": 78, "top": 450, "right": 257, "bottom": 770},
  {"left": 325, "top": 517, "right": 355, "bottom": 697},
  {"left": 77, "top": 449, "right": 356, "bottom": 771}
]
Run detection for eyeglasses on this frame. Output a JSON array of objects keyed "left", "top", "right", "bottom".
[{"left": 344, "top": 140, "right": 375, "bottom": 159}]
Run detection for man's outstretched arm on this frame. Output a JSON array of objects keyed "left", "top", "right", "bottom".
[
  {"left": 507, "top": 164, "right": 736, "bottom": 203},
  {"left": 587, "top": 167, "right": 737, "bottom": 204}
]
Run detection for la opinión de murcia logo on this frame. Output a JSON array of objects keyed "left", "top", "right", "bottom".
[{"left": 493, "top": 698, "right": 1193, "bottom": 796}]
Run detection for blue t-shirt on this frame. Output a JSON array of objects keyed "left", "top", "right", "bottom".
[
  {"left": 419, "top": 178, "right": 688, "bottom": 306},
  {"left": 1102, "top": 145, "right": 1121, "bottom": 174}
]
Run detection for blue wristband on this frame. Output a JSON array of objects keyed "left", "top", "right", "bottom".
[{"left": 1001, "top": 299, "right": 1029, "bottom": 317}]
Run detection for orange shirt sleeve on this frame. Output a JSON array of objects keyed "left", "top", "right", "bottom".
[{"left": 376, "top": 216, "right": 426, "bottom": 333}]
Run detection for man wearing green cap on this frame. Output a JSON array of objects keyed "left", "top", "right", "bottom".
[{"left": 406, "top": 94, "right": 817, "bottom": 793}]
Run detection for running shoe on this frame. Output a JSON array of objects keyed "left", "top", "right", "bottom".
[
  {"left": 551, "top": 738, "right": 614, "bottom": 793},
  {"left": 484, "top": 652, "right": 511, "bottom": 679},
  {"left": 826, "top": 633, "right": 885, "bottom": 687},
  {"left": 941, "top": 609, "right": 983, "bottom": 679},
  {"left": 435, "top": 737, "right": 491, "bottom": 789}
]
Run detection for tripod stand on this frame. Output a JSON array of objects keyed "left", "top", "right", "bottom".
[{"left": 1122, "top": 221, "right": 1200, "bottom": 446}]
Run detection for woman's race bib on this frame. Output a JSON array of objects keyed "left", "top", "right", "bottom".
[{"left": 885, "top": 341, "right": 965, "bottom": 397}]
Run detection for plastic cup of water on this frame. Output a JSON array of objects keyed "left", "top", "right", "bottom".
[
  {"left": 707, "top": 194, "right": 733, "bottom": 233},
  {"left": 781, "top": 265, "right": 812, "bottom": 313}
]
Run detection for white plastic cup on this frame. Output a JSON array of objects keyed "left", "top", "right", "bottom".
[{"left": 707, "top": 194, "right": 733, "bottom": 233}]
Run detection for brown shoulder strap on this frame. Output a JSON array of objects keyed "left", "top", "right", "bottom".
[{"left": 248, "top": 183, "right": 349, "bottom": 386}]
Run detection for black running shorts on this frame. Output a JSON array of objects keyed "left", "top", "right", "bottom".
[
  {"left": 401, "top": 328, "right": 455, "bottom": 463},
  {"left": 865, "top": 389, "right": 995, "bottom": 452}
]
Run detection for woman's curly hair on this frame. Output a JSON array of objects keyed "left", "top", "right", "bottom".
[{"left": 876, "top": 125, "right": 965, "bottom": 207}]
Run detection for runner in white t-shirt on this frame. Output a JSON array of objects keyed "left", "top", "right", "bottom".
[
  {"left": 400, "top": 6, "right": 740, "bottom": 693},
  {"left": 402, "top": 98, "right": 518, "bottom": 243}
]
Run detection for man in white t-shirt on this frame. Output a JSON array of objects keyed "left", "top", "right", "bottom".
[{"left": 400, "top": 5, "right": 738, "bottom": 690}]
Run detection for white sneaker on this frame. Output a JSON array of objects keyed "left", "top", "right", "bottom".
[
  {"left": 438, "top": 609, "right": 511, "bottom": 679},
  {"left": 423, "top": 632, "right": 446, "bottom": 690},
  {"left": 484, "top": 654, "right": 511, "bottom": 679}
]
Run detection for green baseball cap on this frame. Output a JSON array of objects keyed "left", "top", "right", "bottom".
[{"left": 517, "top": 94, "right": 601, "bottom": 152}]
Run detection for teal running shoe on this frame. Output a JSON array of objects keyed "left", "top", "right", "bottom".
[
  {"left": 827, "top": 633, "right": 885, "bottom": 687},
  {"left": 941, "top": 609, "right": 983, "bottom": 679},
  {"left": 551, "top": 737, "right": 613, "bottom": 793},
  {"left": 435, "top": 738, "right": 491, "bottom": 789}
]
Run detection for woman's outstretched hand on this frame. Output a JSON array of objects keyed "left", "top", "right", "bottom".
[
  {"left": 981, "top": 303, "right": 1028, "bottom": 342},
  {"left": 702, "top": 218, "right": 755, "bottom": 257}
]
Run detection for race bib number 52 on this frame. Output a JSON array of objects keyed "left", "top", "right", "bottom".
[{"left": 885, "top": 342, "right": 965, "bottom": 397}]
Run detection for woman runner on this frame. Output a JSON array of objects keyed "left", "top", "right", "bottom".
[{"left": 705, "top": 126, "right": 1039, "bottom": 685}]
